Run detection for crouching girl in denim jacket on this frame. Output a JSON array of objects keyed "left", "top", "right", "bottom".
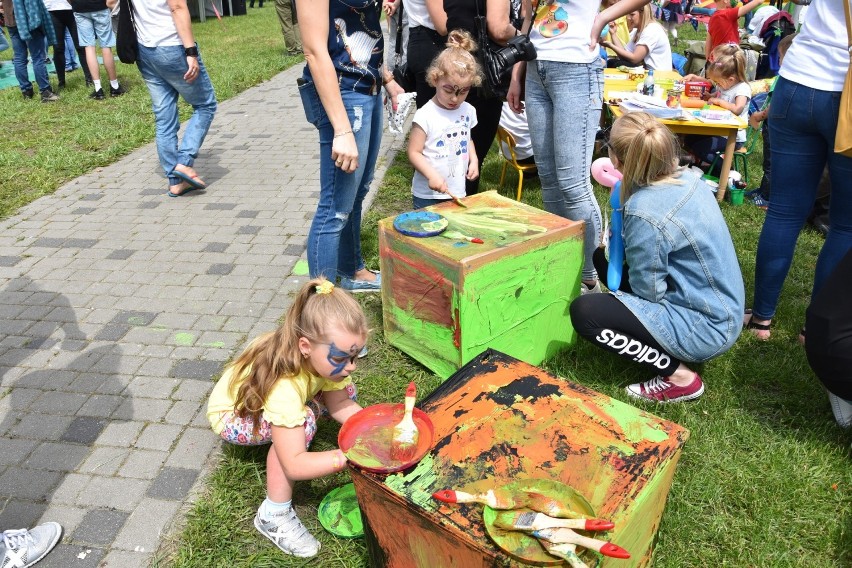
[{"left": 570, "top": 111, "right": 744, "bottom": 403}]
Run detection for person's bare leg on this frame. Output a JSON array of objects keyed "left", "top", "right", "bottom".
[
  {"left": 84, "top": 45, "right": 100, "bottom": 84},
  {"left": 102, "top": 47, "right": 117, "bottom": 81}
]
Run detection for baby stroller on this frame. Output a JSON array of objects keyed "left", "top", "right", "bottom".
[{"left": 755, "top": 10, "right": 796, "bottom": 78}]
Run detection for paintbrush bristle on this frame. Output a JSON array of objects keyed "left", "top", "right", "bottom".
[{"left": 494, "top": 510, "right": 536, "bottom": 531}]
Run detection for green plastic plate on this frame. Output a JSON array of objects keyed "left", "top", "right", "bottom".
[{"left": 318, "top": 483, "right": 363, "bottom": 538}]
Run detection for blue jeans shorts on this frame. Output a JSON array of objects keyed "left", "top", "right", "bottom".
[{"left": 74, "top": 9, "right": 115, "bottom": 48}]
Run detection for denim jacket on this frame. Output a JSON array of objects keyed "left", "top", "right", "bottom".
[{"left": 614, "top": 169, "right": 745, "bottom": 362}]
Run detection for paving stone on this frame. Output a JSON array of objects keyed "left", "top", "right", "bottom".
[
  {"left": 99, "top": 549, "right": 153, "bottom": 568},
  {"left": 97, "top": 421, "right": 144, "bottom": 447},
  {"left": 165, "top": 428, "right": 219, "bottom": 470},
  {"left": 202, "top": 242, "right": 229, "bottom": 252},
  {"left": 61, "top": 417, "right": 108, "bottom": 445},
  {"left": 10, "top": 414, "right": 74, "bottom": 441},
  {"left": 28, "top": 391, "right": 90, "bottom": 416},
  {"left": 77, "top": 394, "right": 124, "bottom": 418},
  {"left": 64, "top": 373, "right": 109, "bottom": 394},
  {"left": 38, "top": 543, "right": 105, "bottom": 568},
  {"left": 0, "top": 256, "right": 21, "bottom": 267},
  {"left": 112, "top": 498, "right": 181, "bottom": 553},
  {"left": 204, "top": 202, "right": 237, "bottom": 210},
  {"left": 78, "top": 447, "right": 129, "bottom": 476},
  {"left": 125, "top": 376, "right": 179, "bottom": 398},
  {"left": 169, "top": 359, "right": 226, "bottom": 380},
  {"left": 24, "top": 442, "right": 90, "bottom": 472},
  {"left": 172, "top": 379, "right": 214, "bottom": 402},
  {"left": 0, "top": 499, "right": 47, "bottom": 529},
  {"left": 112, "top": 398, "right": 172, "bottom": 422},
  {"left": 93, "top": 324, "right": 131, "bottom": 342},
  {"left": 106, "top": 249, "right": 136, "bottom": 260},
  {"left": 75, "top": 476, "right": 148, "bottom": 512},
  {"left": 146, "top": 467, "right": 199, "bottom": 500},
  {"left": 135, "top": 423, "right": 183, "bottom": 452},
  {"left": 118, "top": 449, "right": 167, "bottom": 479},
  {"left": 0, "top": 467, "right": 63, "bottom": 500},
  {"left": 47, "top": 473, "right": 91, "bottom": 505},
  {"left": 0, "top": 437, "right": 37, "bottom": 465},
  {"left": 164, "top": 400, "right": 202, "bottom": 425},
  {"left": 80, "top": 193, "right": 104, "bottom": 201},
  {"left": 207, "top": 263, "right": 234, "bottom": 275},
  {"left": 38, "top": 504, "right": 89, "bottom": 536},
  {"left": 71, "top": 508, "right": 130, "bottom": 547},
  {"left": 71, "top": 207, "right": 96, "bottom": 215}
]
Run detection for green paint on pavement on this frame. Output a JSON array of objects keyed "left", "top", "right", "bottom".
[
  {"left": 174, "top": 332, "right": 196, "bottom": 346},
  {"left": 293, "top": 259, "right": 309, "bottom": 276}
]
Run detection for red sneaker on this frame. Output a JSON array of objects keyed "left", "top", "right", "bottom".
[{"left": 626, "top": 373, "right": 704, "bottom": 403}]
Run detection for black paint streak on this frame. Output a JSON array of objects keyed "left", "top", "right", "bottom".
[{"left": 472, "top": 374, "right": 561, "bottom": 406}]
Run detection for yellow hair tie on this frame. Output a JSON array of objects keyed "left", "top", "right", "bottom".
[{"left": 315, "top": 281, "right": 335, "bottom": 295}]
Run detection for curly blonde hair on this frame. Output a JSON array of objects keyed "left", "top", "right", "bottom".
[{"left": 426, "top": 29, "right": 483, "bottom": 88}]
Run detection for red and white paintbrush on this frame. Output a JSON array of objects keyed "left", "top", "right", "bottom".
[
  {"left": 389, "top": 382, "right": 418, "bottom": 461},
  {"left": 533, "top": 527, "right": 630, "bottom": 559},
  {"left": 493, "top": 510, "right": 615, "bottom": 532}
]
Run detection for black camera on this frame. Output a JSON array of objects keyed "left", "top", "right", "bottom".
[{"left": 491, "top": 34, "right": 537, "bottom": 78}]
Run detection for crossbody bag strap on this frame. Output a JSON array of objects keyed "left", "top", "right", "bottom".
[{"left": 395, "top": 0, "right": 404, "bottom": 58}]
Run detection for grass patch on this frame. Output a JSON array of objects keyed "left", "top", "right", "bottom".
[{"left": 0, "top": 9, "right": 298, "bottom": 220}]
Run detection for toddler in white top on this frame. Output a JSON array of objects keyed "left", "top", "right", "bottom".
[{"left": 407, "top": 29, "right": 481, "bottom": 209}]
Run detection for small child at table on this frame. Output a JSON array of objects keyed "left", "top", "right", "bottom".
[{"left": 682, "top": 45, "right": 751, "bottom": 167}]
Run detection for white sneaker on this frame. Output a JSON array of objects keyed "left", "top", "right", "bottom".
[
  {"left": 580, "top": 281, "right": 601, "bottom": 295},
  {"left": 254, "top": 507, "right": 320, "bottom": 558},
  {"left": 1, "top": 522, "right": 62, "bottom": 568}
]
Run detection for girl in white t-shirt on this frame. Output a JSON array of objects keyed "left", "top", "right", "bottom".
[
  {"left": 602, "top": 4, "right": 673, "bottom": 71},
  {"left": 684, "top": 45, "right": 751, "bottom": 165},
  {"left": 408, "top": 30, "right": 481, "bottom": 209}
]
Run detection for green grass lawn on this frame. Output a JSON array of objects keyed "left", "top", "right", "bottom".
[{"left": 3, "top": 13, "right": 848, "bottom": 568}]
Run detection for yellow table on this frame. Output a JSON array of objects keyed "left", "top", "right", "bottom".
[{"left": 604, "top": 71, "right": 747, "bottom": 203}]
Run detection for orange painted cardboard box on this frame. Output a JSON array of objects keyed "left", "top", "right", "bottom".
[
  {"left": 379, "top": 191, "right": 584, "bottom": 379},
  {"left": 350, "top": 351, "right": 690, "bottom": 567}
]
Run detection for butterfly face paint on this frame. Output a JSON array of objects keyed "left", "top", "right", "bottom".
[
  {"left": 301, "top": 328, "right": 367, "bottom": 381},
  {"left": 326, "top": 342, "right": 360, "bottom": 376}
]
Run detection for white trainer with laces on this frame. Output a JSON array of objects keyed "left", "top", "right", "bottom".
[
  {"left": 1, "top": 522, "right": 62, "bottom": 568},
  {"left": 254, "top": 507, "right": 320, "bottom": 558}
]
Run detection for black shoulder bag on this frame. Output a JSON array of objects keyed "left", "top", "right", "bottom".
[
  {"left": 117, "top": 0, "right": 139, "bottom": 65},
  {"left": 391, "top": 0, "right": 416, "bottom": 92},
  {"left": 474, "top": 0, "right": 538, "bottom": 100}
]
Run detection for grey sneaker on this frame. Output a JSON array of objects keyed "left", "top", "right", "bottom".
[
  {"left": 254, "top": 508, "right": 320, "bottom": 558},
  {"left": 580, "top": 280, "right": 601, "bottom": 295},
  {"left": 40, "top": 89, "right": 59, "bottom": 103},
  {"left": 1, "top": 522, "right": 62, "bottom": 568}
]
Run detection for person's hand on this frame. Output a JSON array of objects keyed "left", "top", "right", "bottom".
[
  {"left": 507, "top": 77, "right": 524, "bottom": 114},
  {"left": 384, "top": 78, "right": 405, "bottom": 111},
  {"left": 748, "top": 111, "right": 765, "bottom": 129},
  {"left": 184, "top": 57, "right": 200, "bottom": 83},
  {"left": 428, "top": 176, "right": 449, "bottom": 194},
  {"left": 466, "top": 159, "right": 479, "bottom": 181},
  {"left": 383, "top": 0, "right": 397, "bottom": 16},
  {"left": 332, "top": 131, "right": 359, "bottom": 174},
  {"left": 589, "top": 13, "right": 608, "bottom": 51}
]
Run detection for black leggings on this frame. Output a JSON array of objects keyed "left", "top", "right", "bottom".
[
  {"left": 407, "top": 26, "right": 444, "bottom": 109},
  {"left": 570, "top": 291, "right": 681, "bottom": 377},
  {"left": 49, "top": 9, "right": 92, "bottom": 86},
  {"left": 464, "top": 90, "right": 502, "bottom": 195}
]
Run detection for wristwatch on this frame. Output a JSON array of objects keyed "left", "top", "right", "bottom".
[{"left": 184, "top": 46, "right": 199, "bottom": 57}]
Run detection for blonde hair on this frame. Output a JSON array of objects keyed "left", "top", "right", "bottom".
[
  {"left": 228, "top": 277, "right": 368, "bottom": 430},
  {"left": 426, "top": 29, "right": 483, "bottom": 88},
  {"left": 608, "top": 112, "right": 680, "bottom": 201},
  {"left": 631, "top": 4, "right": 656, "bottom": 37},
  {"left": 707, "top": 45, "right": 747, "bottom": 85}
]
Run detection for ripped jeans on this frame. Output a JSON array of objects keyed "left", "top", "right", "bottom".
[{"left": 299, "top": 80, "right": 384, "bottom": 280}]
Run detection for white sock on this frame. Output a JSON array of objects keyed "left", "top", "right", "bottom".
[
  {"left": 671, "top": 28, "right": 678, "bottom": 39},
  {"left": 260, "top": 497, "right": 292, "bottom": 518},
  {"left": 110, "top": 79, "right": 119, "bottom": 89},
  {"left": 93, "top": 80, "right": 102, "bottom": 91}
]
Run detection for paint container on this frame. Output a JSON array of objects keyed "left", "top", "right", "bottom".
[
  {"left": 665, "top": 89, "right": 682, "bottom": 109},
  {"left": 729, "top": 188, "right": 744, "bottom": 205},
  {"left": 685, "top": 80, "right": 711, "bottom": 99}
]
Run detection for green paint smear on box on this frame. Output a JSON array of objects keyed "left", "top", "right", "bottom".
[
  {"left": 385, "top": 453, "right": 439, "bottom": 511},
  {"left": 293, "top": 259, "right": 309, "bottom": 276}
]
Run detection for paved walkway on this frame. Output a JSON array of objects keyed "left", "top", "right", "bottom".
[{"left": 0, "top": 64, "right": 404, "bottom": 567}]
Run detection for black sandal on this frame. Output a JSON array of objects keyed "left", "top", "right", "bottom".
[{"left": 743, "top": 309, "right": 772, "bottom": 340}]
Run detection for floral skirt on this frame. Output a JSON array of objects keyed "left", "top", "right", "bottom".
[{"left": 216, "top": 382, "right": 358, "bottom": 449}]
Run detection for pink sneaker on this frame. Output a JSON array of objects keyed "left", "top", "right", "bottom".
[{"left": 626, "top": 373, "right": 704, "bottom": 403}]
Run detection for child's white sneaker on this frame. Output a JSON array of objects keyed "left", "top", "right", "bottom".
[{"left": 254, "top": 506, "right": 320, "bottom": 558}]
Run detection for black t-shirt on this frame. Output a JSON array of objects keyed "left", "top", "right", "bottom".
[{"left": 70, "top": 0, "right": 108, "bottom": 13}]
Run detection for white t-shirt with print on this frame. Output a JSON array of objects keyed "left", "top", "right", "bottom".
[
  {"left": 411, "top": 100, "right": 478, "bottom": 200},
  {"left": 716, "top": 81, "right": 751, "bottom": 143},
  {"left": 530, "top": 1, "right": 600, "bottom": 64},
  {"left": 627, "top": 22, "right": 672, "bottom": 72}
]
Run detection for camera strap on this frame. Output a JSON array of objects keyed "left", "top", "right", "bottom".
[{"left": 395, "top": 0, "right": 404, "bottom": 62}]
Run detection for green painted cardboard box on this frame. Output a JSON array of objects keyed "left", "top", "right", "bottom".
[{"left": 379, "top": 191, "right": 584, "bottom": 379}]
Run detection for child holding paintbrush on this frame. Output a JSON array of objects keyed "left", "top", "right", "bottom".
[
  {"left": 570, "top": 111, "right": 744, "bottom": 403},
  {"left": 206, "top": 278, "right": 367, "bottom": 558},
  {"left": 408, "top": 30, "right": 481, "bottom": 210}
]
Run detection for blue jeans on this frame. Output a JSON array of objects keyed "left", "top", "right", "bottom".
[
  {"left": 137, "top": 44, "right": 217, "bottom": 187},
  {"left": 8, "top": 26, "right": 51, "bottom": 93},
  {"left": 299, "top": 80, "right": 383, "bottom": 280},
  {"left": 752, "top": 77, "right": 852, "bottom": 320},
  {"left": 525, "top": 59, "right": 604, "bottom": 281}
]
